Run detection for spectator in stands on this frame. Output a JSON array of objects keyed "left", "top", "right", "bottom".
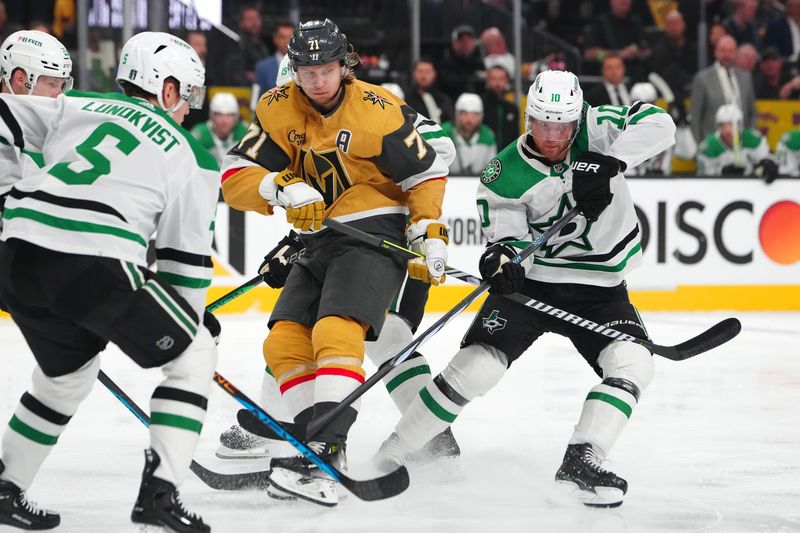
[
  {"left": 689, "top": 35, "right": 757, "bottom": 142},
  {"left": 651, "top": 9, "right": 698, "bottom": 96},
  {"left": 439, "top": 25, "right": 485, "bottom": 100},
  {"left": 0, "top": 2, "right": 22, "bottom": 43},
  {"left": 405, "top": 57, "right": 453, "bottom": 124},
  {"left": 708, "top": 22, "right": 730, "bottom": 51},
  {"left": 254, "top": 21, "right": 294, "bottom": 96},
  {"left": 754, "top": 46, "right": 799, "bottom": 98},
  {"left": 764, "top": 0, "right": 800, "bottom": 61},
  {"left": 230, "top": 5, "right": 268, "bottom": 86},
  {"left": 696, "top": 103, "right": 777, "bottom": 179},
  {"left": 736, "top": 43, "right": 760, "bottom": 73},
  {"left": 584, "top": 54, "right": 632, "bottom": 106},
  {"left": 583, "top": 0, "right": 651, "bottom": 82},
  {"left": 190, "top": 93, "right": 248, "bottom": 165},
  {"left": 481, "top": 63, "right": 519, "bottom": 149},
  {"left": 480, "top": 27, "right": 515, "bottom": 76},
  {"left": 442, "top": 93, "right": 496, "bottom": 177},
  {"left": 722, "top": 0, "right": 761, "bottom": 47}
]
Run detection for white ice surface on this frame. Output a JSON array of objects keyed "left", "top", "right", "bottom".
[{"left": 1, "top": 311, "right": 799, "bottom": 533}]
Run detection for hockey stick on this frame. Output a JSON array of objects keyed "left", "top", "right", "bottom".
[
  {"left": 211, "top": 372, "right": 409, "bottom": 501},
  {"left": 206, "top": 274, "right": 263, "bottom": 313},
  {"left": 323, "top": 218, "right": 741, "bottom": 362},
  {"left": 97, "top": 370, "right": 270, "bottom": 490},
  {"left": 299, "top": 208, "right": 580, "bottom": 440}
]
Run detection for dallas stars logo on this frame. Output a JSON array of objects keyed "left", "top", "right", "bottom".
[
  {"left": 363, "top": 90, "right": 393, "bottom": 109},
  {"left": 481, "top": 158, "right": 502, "bottom": 184},
  {"left": 264, "top": 85, "right": 289, "bottom": 105},
  {"left": 482, "top": 310, "right": 507, "bottom": 334},
  {"left": 529, "top": 195, "right": 594, "bottom": 257}
]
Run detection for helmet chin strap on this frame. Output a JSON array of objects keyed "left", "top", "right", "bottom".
[{"left": 157, "top": 89, "right": 186, "bottom": 115}]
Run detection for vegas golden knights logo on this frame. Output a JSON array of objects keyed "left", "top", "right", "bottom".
[{"left": 300, "top": 147, "right": 352, "bottom": 206}]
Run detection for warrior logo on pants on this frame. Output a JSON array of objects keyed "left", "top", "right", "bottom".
[{"left": 482, "top": 310, "right": 507, "bottom": 334}]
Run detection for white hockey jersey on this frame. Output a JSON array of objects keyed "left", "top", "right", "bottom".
[
  {"left": 776, "top": 129, "right": 800, "bottom": 177},
  {"left": 477, "top": 102, "right": 675, "bottom": 286},
  {"left": 0, "top": 90, "right": 220, "bottom": 318},
  {"left": 696, "top": 128, "right": 770, "bottom": 176}
]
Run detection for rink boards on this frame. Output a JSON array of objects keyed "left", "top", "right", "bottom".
[{"left": 2, "top": 177, "right": 798, "bottom": 317}]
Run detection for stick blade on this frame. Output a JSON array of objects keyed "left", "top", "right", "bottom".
[
  {"left": 662, "top": 317, "right": 742, "bottom": 360},
  {"left": 189, "top": 461, "right": 271, "bottom": 491},
  {"left": 339, "top": 465, "right": 410, "bottom": 501}
]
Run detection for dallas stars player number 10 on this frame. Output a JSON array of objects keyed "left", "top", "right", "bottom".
[{"left": 375, "top": 70, "right": 676, "bottom": 509}]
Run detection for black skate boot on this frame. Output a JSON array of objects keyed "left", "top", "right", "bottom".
[
  {"left": 216, "top": 424, "right": 273, "bottom": 459},
  {"left": 268, "top": 442, "right": 345, "bottom": 507},
  {"left": 554, "top": 443, "right": 628, "bottom": 508},
  {"left": 0, "top": 460, "right": 60, "bottom": 530},
  {"left": 131, "top": 449, "right": 210, "bottom": 532}
]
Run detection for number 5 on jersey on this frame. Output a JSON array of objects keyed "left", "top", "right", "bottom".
[{"left": 49, "top": 123, "right": 140, "bottom": 185}]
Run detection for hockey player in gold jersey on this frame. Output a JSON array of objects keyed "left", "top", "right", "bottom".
[{"left": 219, "top": 19, "right": 452, "bottom": 506}]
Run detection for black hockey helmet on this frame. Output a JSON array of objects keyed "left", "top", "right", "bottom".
[{"left": 287, "top": 19, "right": 348, "bottom": 68}]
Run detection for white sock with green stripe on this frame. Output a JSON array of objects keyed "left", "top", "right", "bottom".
[
  {"left": 569, "top": 341, "right": 654, "bottom": 458},
  {"left": 367, "top": 314, "right": 431, "bottom": 412},
  {"left": 1, "top": 358, "right": 99, "bottom": 489},
  {"left": 149, "top": 328, "right": 217, "bottom": 485},
  {"left": 258, "top": 366, "right": 289, "bottom": 420},
  {"left": 395, "top": 343, "right": 507, "bottom": 450}
]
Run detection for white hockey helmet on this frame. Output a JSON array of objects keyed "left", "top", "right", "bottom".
[
  {"left": 209, "top": 92, "right": 239, "bottom": 115},
  {"left": 715, "top": 103, "right": 743, "bottom": 125},
  {"left": 116, "top": 32, "right": 206, "bottom": 112},
  {"left": 0, "top": 30, "right": 73, "bottom": 94},
  {"left": 381, "top": 82, "right": 405, "bottom": 100},
  {"left": 276, "top": 53, "right": 292, "bottom": 86},
  {"left": 455, "top": 92, "right": 483, "bottom": 115},
  {"left": 630, "top": 82, "right": 658, "bottom": 103},
  {"left": 526, "top": 70, "right": 583, "bottom": 125}
]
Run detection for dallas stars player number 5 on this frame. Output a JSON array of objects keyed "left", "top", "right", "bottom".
[{"left": 375, "top": 70, "right": 676, "bottom": 509}]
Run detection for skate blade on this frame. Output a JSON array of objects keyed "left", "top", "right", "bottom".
[
  {"left": 268, "top": 468, "right": 338, "bottom": 507},
  {"left": 266, "top": 483, "right": 297, "bottom": 501},
  {"left": 215, "top": 445, "right": 272, "bottom": 459},
  {"left": 555, "top": 480, "right": 624, "bottom": 508}
]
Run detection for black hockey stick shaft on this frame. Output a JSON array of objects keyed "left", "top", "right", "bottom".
[
  {"left": 205, "top": 274, "right": 263, "bottom": 313},
  {"left": 306, "top": 208, "right": 579, "bottom": 439},
  {"left": 97, "top": 370, "right": 270, "bottom": 490},
  {"left": 324, "top": 219, "right": 742, "bottom": 361},
  {"left": 211, "top": 372, "right": 409, "bottom": 501}
]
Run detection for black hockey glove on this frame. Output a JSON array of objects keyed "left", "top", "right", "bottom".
[
  {"left": 479, "top": 243, "right": 526, "bottom": 295},
  {"left": 203, "top": 311, "right": 221, "bottom": 345},
  {"left": 571, "top": 151, "right": 621, "bottom": 222},
  {"left": 720, "top": 164, "right": 745, "bottom": 176},
  {"left": 754, "top": 158, "right": 779, "bottom": 184},
  {"left": 259, "top": 231, "right": 305, "bottom": 288}
]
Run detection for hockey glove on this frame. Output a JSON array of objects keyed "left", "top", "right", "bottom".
[
  {"left": 571, "top": 151, "right": 621, "bottom": 221},
  {"left": 203, "top": 311, "right": 221, "bottom": 345},
  {"left": 479, "top": 243, "right": 526, "bottom": 295},
  {"left": 258, "top": 170, "right": 326, "bottom": 231},
  {"left": 754, "top": 158, "right": 779, "bottom": 184},
  {"left": 720, "top": 164, "right": 745, "bottom": 176},
  {"left": 259, "top": 231, "right": 304, "bottom": 288},
  {"left": 407, "top": 220, "right": 449, "bottom": 286}
]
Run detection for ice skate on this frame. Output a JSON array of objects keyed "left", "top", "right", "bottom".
[
  {"left": 131, "top": 449, "right": 210, "bottom": 532},
  {"left": 215, "top": 424, "right": 274, "bottom": 459},
  {"left": 0, "top": 460, "right": 60, "bottom": 530},
  {"left": 267, "top": 442, "right": 345, "bottom": 507},
  {"left": 410, "top": 427, "right": 461, "bottom": 465},
  {"left": 554, "top": 443, "right": 627, "bottom": 508}
]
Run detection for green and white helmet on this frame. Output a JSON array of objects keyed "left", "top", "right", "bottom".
[
  {"left": 526, "top": 69, "right": 583, "bottom": 125},
  {"left": 0, "top": 30, "right": 73, "bottom": 94},
  {"left": 276, "top": 53, "right": 292, "bottom": 86},
  {"left": 116, "top": 32, "right": 206, "bottom": 112}
]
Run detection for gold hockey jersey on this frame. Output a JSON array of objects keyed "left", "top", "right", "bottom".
[{"left": 220, "top": 79, "right": 453, "bottom": 232}]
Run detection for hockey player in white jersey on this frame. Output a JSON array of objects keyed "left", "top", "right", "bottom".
[
  {"left": 696, "top": 103, "right": 778, "bottom": 180},
  {"left": 776, "top": 128, "right": 800, "bottom": 177},
  {"left": 375, "top": 70, "right": 676, "bottom": 508},
  {"left": 623, "top": 82, "right": 672, "bottom": 176},
  {"left": 0, "top": 30, "right": 73, "bottom": 225},
  {"left": 0, "top": 32, "right": 217, "bottom": 531}
]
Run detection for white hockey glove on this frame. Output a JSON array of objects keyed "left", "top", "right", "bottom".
[
  {"left": 406, "top": 219, "right": 449, "bottom": 286},
  {"left": 258, "top": 170, "right": 325, "bottom": 231}
]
